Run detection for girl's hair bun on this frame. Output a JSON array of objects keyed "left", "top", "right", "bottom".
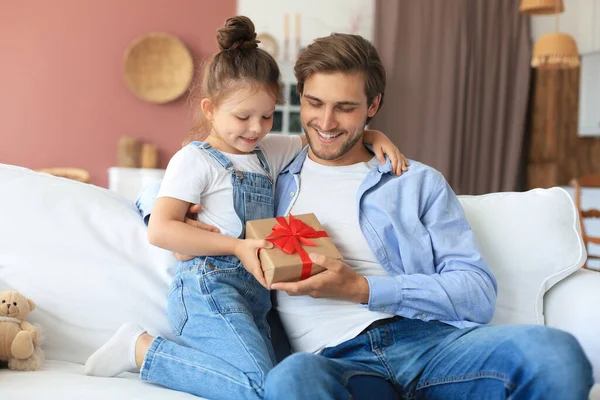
[{"left": 217, "top": 16, "right": 259, "bottom": 51}]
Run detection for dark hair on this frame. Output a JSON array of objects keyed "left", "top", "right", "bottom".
[
  {"left": 187, "top": 16, "right": 282, "bottom": 141},
  {"left": 294, "top": 33, "right": 385, "bottom": 123}
]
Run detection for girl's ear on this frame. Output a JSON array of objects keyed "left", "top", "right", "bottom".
[{"left": 201, "top": 98, "right": 215, "bottom": 121}]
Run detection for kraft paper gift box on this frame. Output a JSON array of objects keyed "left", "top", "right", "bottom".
[{"left": 245, "top": 213, "right": 343, "bottom": 285}]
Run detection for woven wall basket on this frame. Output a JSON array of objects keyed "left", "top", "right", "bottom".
[{"left": 123, "top": 33, "right": 193, "bottom": 104}]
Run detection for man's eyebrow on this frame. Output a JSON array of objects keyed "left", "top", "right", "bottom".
[{"left": 303, "top": 94, "right": 362, "bottom": 106}]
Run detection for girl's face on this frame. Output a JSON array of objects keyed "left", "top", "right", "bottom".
[{"left": 202, "top": 85, "right": 277, "bottom": 154}]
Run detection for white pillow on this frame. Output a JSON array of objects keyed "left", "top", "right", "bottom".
[
  {"left": 459, "top": 188, "right": 586, "bottom": 325},
  {"left": 0, "top": 164, "right": 177, "bottom": 364}
]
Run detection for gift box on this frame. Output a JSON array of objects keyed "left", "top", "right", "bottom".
[{"left": 245, "top": 213, "right": 343, "bottom": 285}]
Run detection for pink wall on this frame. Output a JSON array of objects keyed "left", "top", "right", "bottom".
[{"left": 0, "top": 0, "right": 236, "bottom": 187}]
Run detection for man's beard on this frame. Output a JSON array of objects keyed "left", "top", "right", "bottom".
[{"left": 303, "top": 125, "right": 364, "bottom": 161}]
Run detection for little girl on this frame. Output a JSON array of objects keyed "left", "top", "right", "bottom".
[{"left": 85, "top": 16, "right": 407, "bottom": 399}]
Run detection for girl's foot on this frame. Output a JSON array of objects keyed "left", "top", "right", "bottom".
[{"left": 84, "top": 323, "right": 146, "bottom": 377}]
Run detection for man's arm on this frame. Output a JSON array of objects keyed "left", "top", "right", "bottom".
[
  {"left": 135, "top": 180, "right": 162, "bottom": 226},
  {"left": 366, "top": 175, "right": 497, "bottom": 325}
]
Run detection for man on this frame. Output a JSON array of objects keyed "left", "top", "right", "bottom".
[{"left": 139, "top": 34, "right": 593, "bottom": 399}]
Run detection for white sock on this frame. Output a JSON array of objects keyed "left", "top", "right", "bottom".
[{"left": 84, "top": 323, "right": 146, "bottom": 377}]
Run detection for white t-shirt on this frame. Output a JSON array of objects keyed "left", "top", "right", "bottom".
[
  {"left": 276, "top": 155, "right": 394, "bottom": 354},
  {"left": 158, "top": 134, "right": 302, "bottom": 238}
]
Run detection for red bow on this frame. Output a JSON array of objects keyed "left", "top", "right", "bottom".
[{"left": 265, "top": 214, "right": 329, "bottom": 280}]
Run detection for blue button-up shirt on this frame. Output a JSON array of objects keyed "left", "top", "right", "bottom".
[
  {"left": 137, "top": 146, "right": 497, "bottom": 328},
  {"left": 275, "top": 147, "right": 497, "bottom": 328}
]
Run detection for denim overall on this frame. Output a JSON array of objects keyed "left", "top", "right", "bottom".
[{"left": 140, "top": 142, "right": 276, "bottom": 400}]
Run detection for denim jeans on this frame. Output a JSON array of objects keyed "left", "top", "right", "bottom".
[
  {"left": 264, "top": 318, "right": 593, "bottom": 399},
  {"left": 140, "top": 142, "right": 276, "bottom": 400}
]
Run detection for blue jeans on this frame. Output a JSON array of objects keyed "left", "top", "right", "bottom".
[
  {"left": 140, "top": 142, "right": 276, "bottom": 399},
  {"left": 264, "top": 318, "right": 593, "bottom": 399},
  {"left": 141, "top": 256, "right": 275, "bottom": 399}
]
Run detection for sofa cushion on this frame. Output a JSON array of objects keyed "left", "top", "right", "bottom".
[
  {"left": 0, "top": 360, "right": 198, "bottom": 399},
  {"left": 459, "top": 188, "right": 586, "bottom": 325},
  {"left": 0, "top": 164, "right": 178, "bottom": 364}
]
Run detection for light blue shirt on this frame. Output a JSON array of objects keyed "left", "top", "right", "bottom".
[
  {"left": 136, "top": 181, "right": 161, "bottom": 227},
  {"left": 136, "top": 146, "right": 497, "bottom": 328},
  {"left": 274, "top": 147, "right": 497, "bottom": 329}
]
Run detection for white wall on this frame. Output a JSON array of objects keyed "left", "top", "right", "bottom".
[
  {"left": 530, "top": 0, "right": 600, "bottom": 54},
  {"left": 578, "top": 51, "right": 600, "bottom": 136},
  {"left": 237, "top": 0, "right": 375, "bottom": 62}
]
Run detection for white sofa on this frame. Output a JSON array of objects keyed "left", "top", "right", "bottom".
[{"left": 0, "top": 163, "right": 598, "bottom": 399}]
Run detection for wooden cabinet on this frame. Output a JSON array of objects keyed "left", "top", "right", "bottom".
[
  {"left": 108, "top": 167, "right": 165, "bottom": 202},
  {"left": 526, "top": 67, "right": 600, "bottom": 189}
]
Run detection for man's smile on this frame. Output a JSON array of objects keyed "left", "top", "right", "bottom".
[{"left": 312, "top": 127, "right": 344, "bottom": 142}]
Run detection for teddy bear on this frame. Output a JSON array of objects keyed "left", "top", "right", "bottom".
[{"left": 0, "top": 290, "right": 44, "bottom": 371}]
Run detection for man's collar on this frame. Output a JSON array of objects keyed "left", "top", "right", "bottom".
[
  {"left": 281, "top": 144, "right": 394, "bottom": 175},
  {"left": 281, "top": 145, "right": 310, "bottom": 175}
]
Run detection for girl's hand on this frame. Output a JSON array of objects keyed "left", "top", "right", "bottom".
[
  {"left": 364, "top": 129, "right": 410, "bottom": 176},
  {"left": 234, "top": 239, "right": 273, "bottom": 289}
]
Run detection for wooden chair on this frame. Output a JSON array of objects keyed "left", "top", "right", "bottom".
[
  {"left": 36, "top": 167, "right": 91, "bottom": 183},
  {"left": 570, "top": 174, "right": 600, "bottom": 269}
]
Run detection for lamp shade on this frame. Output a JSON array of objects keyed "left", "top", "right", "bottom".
[
  {"left": 531, "top": 33, "right": 580, "bottom": 69},
  {"left": 520, "top": 0, "right": 564, "bottom": 14}
]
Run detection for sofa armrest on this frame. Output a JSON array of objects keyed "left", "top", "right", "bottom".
[{"left": 544, "top": 268, "right": 600, "bottom": 383}]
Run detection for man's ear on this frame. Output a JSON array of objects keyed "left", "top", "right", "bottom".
[
  {"left": 200, "top": 98, "right": 215, "bottom": 121},
  {"left": 367, "top": 94, "right": 382, "bottom": 118}
]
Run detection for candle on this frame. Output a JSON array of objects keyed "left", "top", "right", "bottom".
[
  {"left": 295, "top": 13, "right": 301, "bottom": 41},
  {"left": 284, "top": 14, "right": 290, "bottom": 40}
]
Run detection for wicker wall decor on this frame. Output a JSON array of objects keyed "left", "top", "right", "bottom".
[
  {"left": 123, "top": 33, "right": 194, "bottom": 104},
  {"left": 37, "top": 168, "right": 91, "bottom": 183}
]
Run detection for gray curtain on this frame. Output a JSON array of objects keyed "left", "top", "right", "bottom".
[{"left": 372, "top": 0, "right": 531, "bottom": 194}]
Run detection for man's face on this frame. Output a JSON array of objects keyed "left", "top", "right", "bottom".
[{"left": 300, "top": 71, "right": 380, "bottom": 166}]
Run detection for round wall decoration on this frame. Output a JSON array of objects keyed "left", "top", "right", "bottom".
[
  {"left": 256, "top": 33, "right": 279, "bottom": 59},
  {"left": 123, "top": 33, "right": 194, "bottom": 104}
]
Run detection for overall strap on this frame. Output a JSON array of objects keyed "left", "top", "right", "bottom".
[
  {"left": 254, "top": 145, "right": 273, "bottom": 181},
  {"left": 190, "top": 141, "right": 271, "bottom": 181},
  {"left": 191, "top": 142, "right": 234, "bottom": 169}
]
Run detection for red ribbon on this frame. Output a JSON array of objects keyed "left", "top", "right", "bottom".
[{"left": 265, "top": 214, "right": 329, "bottom": 280}]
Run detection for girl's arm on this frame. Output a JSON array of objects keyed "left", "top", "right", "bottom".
[
  {"left": 148, "top": 197, "right": 239, "bottom": 256},
  {"left": 148, "top": 197, "right": 272, "bottom": 288},
  {"left": 363, "top": 130, "right": 410, "bottom": 176}
]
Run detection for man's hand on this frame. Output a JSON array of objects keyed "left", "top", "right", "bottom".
[
  {"left": 172, "top": 204, "right": 219, "bottom": 262},
  {"left": 234, "top": 239, "right": 273, "bottom": 289},
  {"left": 270, "top": 253, "right": 370, "bottom": 304}
]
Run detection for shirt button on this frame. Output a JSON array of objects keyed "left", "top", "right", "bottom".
[
  {"left": 421, "top": 313, "right": 428, "bottom": 319},
  {"left": 290, "top": 191, "right": 295, "bottom": 197}
]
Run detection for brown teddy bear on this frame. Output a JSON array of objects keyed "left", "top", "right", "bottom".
[{"left": 0, "top": 290, "right": 44, "bottom": 371}]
